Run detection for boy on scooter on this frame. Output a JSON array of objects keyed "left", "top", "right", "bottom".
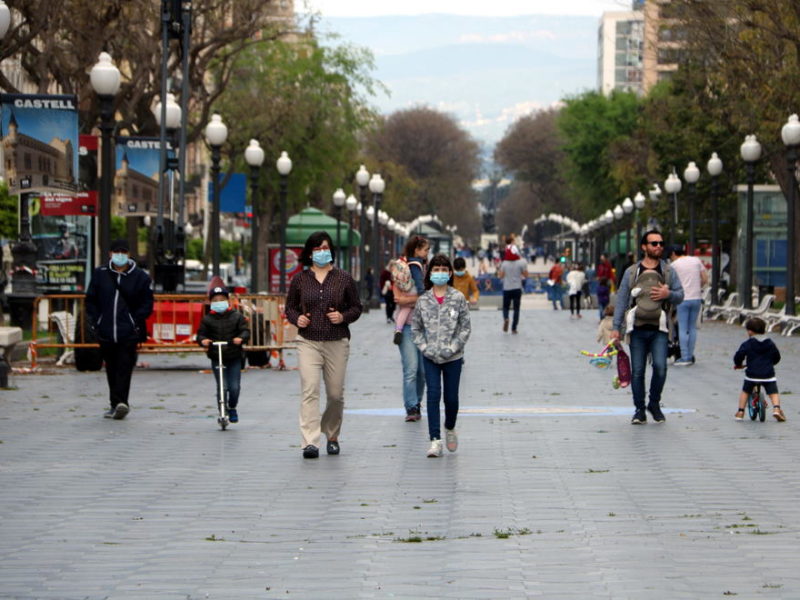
[{"left": 197, "top": 287, "right": 250, "bottom": 423}]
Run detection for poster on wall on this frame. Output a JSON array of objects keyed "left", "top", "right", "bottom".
[
  {"left": 268, "top": 247, "right": 302, "bottom": 292},
  {"left": 115, "top": 136, "right": 172, "bottom": 217},
  {"left": 0, "top": 93, "right": 93, "bottom": 291}
]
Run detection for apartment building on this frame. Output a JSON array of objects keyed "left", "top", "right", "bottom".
[
  {"left": 642, "top": 0, "right": 685, "bottom": 92},
  {"left": 597, "top": 10, "right": 645, "bottom": 96}
]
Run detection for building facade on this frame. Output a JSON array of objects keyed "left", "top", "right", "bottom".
[
  {"left": 597, "top": 11, "right": 645, "bottom": 96},
  {"left": 642, "top": 0, "right": 685, "bottom": 92}
]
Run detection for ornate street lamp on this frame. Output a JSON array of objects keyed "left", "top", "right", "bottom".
[
  {"left": 332, "top": 188, "right": 346, "bottom": 268},
  {"left": 664, "top": 171, "right": 682, "bottom": 247},
  {"left": 90, "top": 52, "right": 121, "bottom": 261},
  {"left": 369, "top": 174, "right": 385, "bottom": 308},
  {"left": 244, "top": 139, "right": 265, "bottom": 292},
  {"left": 204, "top": 114, "right": 228, "bottom": 277},
  {"left": 740, "top": 134, "right": 762, "bottom": 309},
  {"left": 707, "top": 152, "right": 723, "bottom": 305},
  {"left": 153, "top": 92, "right": 182, "bottom": 276},
  {"left": 355, "top": 165, "right": 370, "bottom": 305},
  {"left": 276, "top": 151, "right": 293, "bottom": 293},
  {"left": 633, "top": 191, "right": 646, "bottom": 255},
  {"left": 781, "top": 115, "right": 800, "bottom": 316},
  {"left": 346, "top": 194, "right": 358, "bottom": 276},
  {"left": 613, "top": 204, "right": 624, "bottom": 260},
  {"left": 622, "top": 196, "right": 634, "bottom": 255},
  {"left": 683, "top": 161, "right": 701, "bottom": 254}
]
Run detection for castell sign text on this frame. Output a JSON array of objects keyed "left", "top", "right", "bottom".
[{"left": 13, "top": 97, "right": 76, "bottom": 110}]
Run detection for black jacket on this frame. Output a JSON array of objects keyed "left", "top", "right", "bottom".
[
  {"left": 85, "top": 261, "right": 154, "bottom": 344},
  {"left": 196, "top": 309, "right": 250, "bottom": 363},
  {"left": 734, "top": 336, "right": 781, "bottom": 380}
]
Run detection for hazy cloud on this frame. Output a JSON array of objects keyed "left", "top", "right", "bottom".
[{"left": 459, "top": 29, "right": 557, "bottom": 44}]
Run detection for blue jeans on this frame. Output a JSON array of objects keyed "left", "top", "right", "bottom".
[
  {"left": 502, "top": 289, "right": 522, "bottom": 330},
  {"left": 628, "top": 328, "right": 668, "bottom": 411},
  {"left": 423, "top": 356, "right": 463, "bottom": 440},
  {"left": 212, "top": 358, "right": 242, "bottom": 408},
  {"left": 398, "top": 324, "right": 425, "bottom": 412},
  {"left": 676, "top": 299, "right": 701, "bottom": 361}
]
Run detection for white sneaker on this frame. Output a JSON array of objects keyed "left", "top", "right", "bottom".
[
  {"left": 426, "top": 439, "right": 443, "bottom": 457},
  {"left": 445, "top": 428, "right": 458, "bottom": 452}
]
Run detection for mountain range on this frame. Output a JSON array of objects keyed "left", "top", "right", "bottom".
[{"left": 318, "top": 14, "right": 602, "bottom": 149}]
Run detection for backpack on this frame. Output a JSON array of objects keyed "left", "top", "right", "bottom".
[
  {"left": 389, "top": 257, "right": 415, "bottom": 294},
  {"left": 625, "top": 263, "right": 673, "bottom": 330}
]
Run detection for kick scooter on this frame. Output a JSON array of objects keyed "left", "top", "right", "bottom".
[{"left": 212, "top": 341, "right": 229, "bottom": 430}]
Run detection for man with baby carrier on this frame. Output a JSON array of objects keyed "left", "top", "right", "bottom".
[{"left": 611, "top": 230, "right": 684, "bottom": 425}]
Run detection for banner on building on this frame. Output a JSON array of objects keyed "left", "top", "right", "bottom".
[{"left": 116, "top": 136, "right": 174, "bottom": 216}]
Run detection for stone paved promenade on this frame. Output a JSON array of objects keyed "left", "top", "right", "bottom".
[{"left": 2, "top": 303, "right": 800, "bottom": 599}]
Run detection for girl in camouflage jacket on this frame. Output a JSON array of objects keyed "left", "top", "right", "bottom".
[{"left": 411, "top": 255, "right": 471, "bottom": 457}]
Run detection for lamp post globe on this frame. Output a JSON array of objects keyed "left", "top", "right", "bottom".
[
  {"left": 356, "top": 165, "right": 370, "bottom": 187},
  {"left": 245, "top": 139, "right": 265, "bottom": 292},
  {"left": 368, "top": 175, "right": 385, "bottom": 307},
  {"left": 740, "top": 135, "right": 762, "bottom": 309},
  {"left": 706, "top": 152, "right": 724, "bottom": 305},
  {"left": 622, "top": 197, "right": 634, "bottom": 214},
  {"left": 204, "top": 114, "right": 228, "bottom": 277},
  {"left": 684, "top": 161, "right": 700, "bottom": 254},
  {"left": 664, "top": 172, "right": 681, "bottom": 246},
  {"left": 782, "top": 116, "right": 800, "bottom": 316},
  {"left": 366, "top": 205, "right": 375, "bottom": 220},
  {"left": 333, "top": 188, "right": 346, "bottom": 268},
  {"left": 355, "top": 165, "right": 370, "bottom": 305},
  {"left": 649, "top": 183, "right": 661, "bottom": 202},
  {"left": 634, "top": 192, "right": 645, "bottom": 210},
  {"left": 154, "top": 93, "right": 181, "bottom": 130},
  {"left": 275, "top": 151, "right": 292, "bottom": 293},
  {"left": 90, "top": 52, "right": 121, "bottom": 262},
  {"left": 0, "top": 2, "right": 11, "bottom": 40},
  {"left": 345, "top": 194, "right": 358, "bottom": 275}
]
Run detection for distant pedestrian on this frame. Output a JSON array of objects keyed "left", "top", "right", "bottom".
[
  {"left": 669, "top": 245, "right": 708, "bottom": 365},
  {"left": 498, "top": 238, "right": 528, "bottom": 333},
  {"left": 596, "top": 277, "right": 610, "bottom": 320},
  {"left": 452, "top": 257, "right": 479, "bottom": 306},
  {"left": 85, "top": 239, "right": 154, "bottom": 420},
  {"left": 547, "top": 261, "right": 564, "bottom": 310},
  {"left": 197, "top": 286, "right": 250, "bottom": 424},
  {"left": 394, "top": 235, "right": 429, "bottom": 422},
  {"left": 379, "top": 264, "right": 395, "bottom": 323},
  {"left": 733, "top": 317, "right": 785, "bottom": 422},
  {"left": 285, "top": 232, "right": 363, "bottom": 459},
  {"left": 411, "top": 255, "right": 471, "bottom": 457},
  {"left": 596, "top": 253, "right": 613, "bottom": 285},
  {"left": 566, "top": 263, "right": 586, "bottom": 319},
  {"left": 611, "top": 230, "right": 684, "bottom": 425}
]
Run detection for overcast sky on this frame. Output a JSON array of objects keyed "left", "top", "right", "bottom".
[{"left": 306, "top": 0, "right": 632, "bottom": 18}]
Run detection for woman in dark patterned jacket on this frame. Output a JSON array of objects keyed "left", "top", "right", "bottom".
[{"left": 285, "top": 231, "right": 363, "bottom": 459}]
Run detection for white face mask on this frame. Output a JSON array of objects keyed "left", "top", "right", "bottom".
[{"left": 111, "top": 253, "right": 129, "bottom": 267}]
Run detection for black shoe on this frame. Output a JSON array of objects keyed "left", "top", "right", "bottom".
[
  {"left": 393, "top": 331, "right": 403, "bottom": 345},
  {"left": 228, "top": 408, "right": 238, "bottom": 423},
  {"left": 647, "top": 404, "right": 666, "bottom": 423},
  {"left": 103, "top": 408, "right": 115, "bottom": 419},
  {"left": 113, "top": 403, "right": 129, "bottom": 420},
  {"left": 302, "top": 445, "right": 319, "bottom": 459},
  {"left": 327, "top": 440, "right": 340, "bottom": 455},
  {"left": 631, "top": 410, "right": 647, "bottom": 425}
]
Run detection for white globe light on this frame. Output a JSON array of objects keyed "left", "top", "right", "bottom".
[
  {"left": 683, "top": 161, "right": 700, "bottom": 184},
  {"left": 332, "top": 188, "right": 346, "bottom": 207},
  {"left": 379, "top": 210, "right": 389, "bottom": 225},
  {"left": 244, "top": 139, "right": 265, "bottom": 167},
  {"left": 740, "top": 134, "right": 762, "bottom": 163},
  {"left": 782, "top": 114, "right": 800, "bottom": 147},
  {"left": 649, "top": 183, "right": 662, "bottom": 202},
  {"left": 604, "top": 209, "right": 613, "bottom": 224},
  {"left": 707, "top": 152, "right": 723, "bottom": 177},
  {"left": 388, "top": 218, "right": 396, "bottom": 229},
  {"left": 0, "top": 2, "right": 11, "bottom": 40},
  {"left": 355, "top": 165, "right": 370, "bottom": 187},
  {"left": 369, "top": 173, "right": 385, "bottom": 194},
  {"left": 276, "top": 151, "right": 292, "bottom": 175},
  {"left": 664, "top": 172, "right": 682, "bottom": 194},
  {"left": 346, "top": 194, "right": 358, "bottom": 211},
  {"left": 204, "top": 114, "right": 228, "bottom": 147},
  {"left": 622, "top": 197, "right": 634, "bottom": 214},
  {"left": 366, "top": 206, "right": 375, "bottom": 219},
  {"left": 90, "top": 52, "right": 121, "bottom": 97},
  {"left": 613, "top": 205, "right": 624, "bottom": 220},
  {"left": 154, "top": 93, "right": 181, "bottom": 130},
  {"left": 634, "top": 192, "right": 646, "bottom": 210}
]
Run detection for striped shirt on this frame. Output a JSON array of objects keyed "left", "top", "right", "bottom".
[{"left": 285, "top": 267, "right": 363, "bottom": 341}]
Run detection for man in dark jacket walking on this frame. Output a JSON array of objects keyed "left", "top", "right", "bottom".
[{"left": 85, "top": 239, "right": 154, "bottom": 419}]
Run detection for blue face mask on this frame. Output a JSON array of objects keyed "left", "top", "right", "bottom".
[
  {"left": 454, "top": 270, "right": 465, "bottom": 277},
  {"left": 111, "top": 253, "right": 129, "bottom": 267},
  {"left": 312, "top": 249, "right": 332, "bottom": 267},
  {"left": 210, "top": 300, "right": 229, "bottom": 313},
  {"left": 430, "top": 272, "right": 450, "bottom": 286}
]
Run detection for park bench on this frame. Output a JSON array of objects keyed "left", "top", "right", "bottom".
[{"left": 730, "top": 293, "right": 775, "bottom": 325}]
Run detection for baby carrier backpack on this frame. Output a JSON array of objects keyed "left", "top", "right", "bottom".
[{"left": 390, "top": 257, "right": 416, "bottom": 295}]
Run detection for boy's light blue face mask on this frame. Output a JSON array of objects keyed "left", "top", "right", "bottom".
[
  {"left": 454, "top": 270, "right": 465, "bottom": 277},
  {"left": 210, "top": 300, "right": 229, "bottom": 313},
  {"left": 430, "top": 272, "right": 450, "bottom": 286},
  {"left": 111, "top": 253, "right": 129, "bottom": 267}
]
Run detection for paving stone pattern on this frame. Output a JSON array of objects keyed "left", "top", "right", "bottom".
[{"left": 1, "top": 307, "right": 799, "bottom": 599}]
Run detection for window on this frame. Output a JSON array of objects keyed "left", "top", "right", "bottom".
[{"left": 24, "top": 153, "right": 32, "bottom": 169}]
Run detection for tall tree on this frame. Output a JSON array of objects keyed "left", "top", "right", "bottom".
[
  {"left": 364, "top": 107, "right": 481, "bottom": 241},
  {"left": 0, "top": 0, "right": 293, "bottom": 141}
]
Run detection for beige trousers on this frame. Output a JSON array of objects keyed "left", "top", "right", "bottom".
[{"left": 296, "top": 335, "right": 350, "bottom": 448}]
